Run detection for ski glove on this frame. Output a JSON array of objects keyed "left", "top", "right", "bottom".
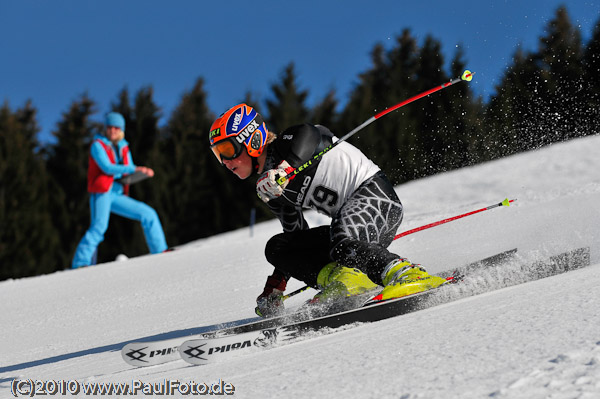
[
  {"left": 256, "top": 160, "right": 294, "bottom": 203},
  {"left": 255, "top": 271, "right": 287, "bottom": 317}
]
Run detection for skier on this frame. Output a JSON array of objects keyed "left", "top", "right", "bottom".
[
  {"left": 71, "top": 112, "right": 168, "bottom": 268},
  {"left": 209, "top": 104, "right": 446, "bottom": 316}
]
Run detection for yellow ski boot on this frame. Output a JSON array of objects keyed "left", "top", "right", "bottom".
[
  {"left": 311, "top": 262, "right": 379, "bottom": 304},
  {"left": 379, "top": 259, "right": 448, "bottom": 301}
]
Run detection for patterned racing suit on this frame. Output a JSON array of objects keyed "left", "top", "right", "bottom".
[{"left": 263, "top": 124, "right": 404, "bottom": 287}]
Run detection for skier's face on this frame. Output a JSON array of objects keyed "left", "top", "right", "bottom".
[{"left": 222, "top": 149, "right": 253, "bottom": 180}]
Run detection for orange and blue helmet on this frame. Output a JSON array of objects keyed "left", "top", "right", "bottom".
[{"left": 209, "top": 104, "right": 269, "bottom": 164}]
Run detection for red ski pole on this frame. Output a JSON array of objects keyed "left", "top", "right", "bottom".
[
  {"left": 394, "top": 198, "right": 516, "bottom": 240},
  {"left": 277, "top": 70, "right": 474, "bottom": 186}
]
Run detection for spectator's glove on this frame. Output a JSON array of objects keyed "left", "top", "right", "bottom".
[
  {"left": 256, "top": 160, "right": 294, "bottom": 203},
  {"left": 255, "top": 271, "right": 287, "bottom": 317}
]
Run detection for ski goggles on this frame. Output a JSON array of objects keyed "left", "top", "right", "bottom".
[{"left": 210, "top": 138, "right": 244, "bottom": 164}]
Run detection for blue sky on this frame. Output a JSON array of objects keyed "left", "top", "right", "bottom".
[{"left": 1, "top": 1, "right": 598, "bottom": 144}]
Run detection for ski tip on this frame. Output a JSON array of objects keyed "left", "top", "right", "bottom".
[{"left": 461, "top": 70, "right": 473, "bottom": 81}]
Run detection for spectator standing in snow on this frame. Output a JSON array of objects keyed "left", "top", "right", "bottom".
[{"left": 71, "top": 112, "right": 168, "bottom": 268}]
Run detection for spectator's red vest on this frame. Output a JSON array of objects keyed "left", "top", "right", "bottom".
[{"left": 87, "top": 139, "right": 130, "bottom": 194}]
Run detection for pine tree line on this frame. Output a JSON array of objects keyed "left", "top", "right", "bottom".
[{"left": 1, "top": 6, "right": 598, "bottom": 280}]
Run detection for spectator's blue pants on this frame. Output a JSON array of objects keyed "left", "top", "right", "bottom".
[{"left": 72, "top": 186, "right": 167, "bottom": 268}]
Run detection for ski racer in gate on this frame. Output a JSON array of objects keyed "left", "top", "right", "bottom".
[
  {"left": 71, "top": 112, "right": 169, "bottom": 268},
  {"left": 209, "top": 104, "right": 446, "bottom": 317}
]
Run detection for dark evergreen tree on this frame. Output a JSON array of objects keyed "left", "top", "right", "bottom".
[
  {"left": 447, "top": 48, "right": 487, "bottom": 166},
  {"left": 265, "top": 63, "right": 310, "bottom": 133},
  {"left": 159, "top": 78, "right": 270, "bottom": 245},
  {"left": 338, "top": 43, "right": 398, "bottom": 181},
  {"left": 114, "top": 87, "right": 160, "bottom": 156},
  {"left": 0, "top": 102, "right": 61, "bottom": 279},
  {"left": 383, "top": 31, "right": 422, "bottom": 183},
  {"left": 484, "top": 47, "right": 542, "bottom": 157},
  {"left": 410, "top": 35, "right": 451, "bottom": 177},
  {"left": 440, "top": 47, "right": 482, "bottom": 169},
  {"left": 128, "top": 86, "right": 164, "bottom": 211},
  {"left": 45, "top": 95, "right": 99, "bottom": 268},
  {"left": 339, "top": 30, "right": 468, "bottom": 183},
  {"left": 485, "top": 5, "right": 586, "bottom": 158},
  {"left": 309, "top": 90, "right": 338, "bottom": 129},
  {"left": 538, "top": 6, "right": 585, "bottom": 140}
]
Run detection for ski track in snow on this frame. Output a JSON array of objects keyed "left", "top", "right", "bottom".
[{"left": 1, "top": 134, "right": 600, "bottom": 398}]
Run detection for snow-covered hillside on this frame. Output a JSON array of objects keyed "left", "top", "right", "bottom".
[{"left": 2, "top": 134, "right": 600, "bottom": 399}]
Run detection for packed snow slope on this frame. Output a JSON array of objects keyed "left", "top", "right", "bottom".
[{"left": 1, "top": 134, "right": 600, "bottom": 399}]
